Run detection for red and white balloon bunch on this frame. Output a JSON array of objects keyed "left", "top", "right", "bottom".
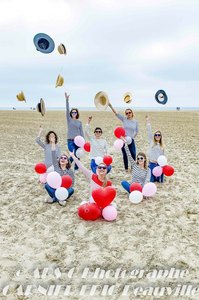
[
  {"left": 129, "top": 182, "right": 157, "bottom": 204},
  {"left": 94, "top": 155, "right": 113, "bottom": 167},
  {"left": 113, "top": 127, "right": 126, "bottom": 150},
  {"left": 78, "top": 186, "right": 117, "bottom": 222},
  {"left": 34, "top": 163, "right": 73, "bottom": 201},
  {"left": 152, "top": 155, "right": 175, "bottom": 177},
  {"left": 74, "top": 136, "right": 91, "bottom": 158}
]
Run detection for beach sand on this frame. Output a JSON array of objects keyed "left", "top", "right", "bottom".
[{"left": 0, "top": 110, "right": 199, "bottom": 299}]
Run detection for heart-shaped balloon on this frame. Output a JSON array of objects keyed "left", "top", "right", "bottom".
[
  {"left": 78, "top": 203, "right": 101, "bottom": 221},
  {"left": 92, "top": 186, "right": 116, "bottom": 208}
]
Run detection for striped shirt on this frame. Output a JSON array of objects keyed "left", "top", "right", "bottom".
[{"left": 125, "top": 144, "right": 148, "bottom": 186}]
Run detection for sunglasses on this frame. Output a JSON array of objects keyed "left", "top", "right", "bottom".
[
  {"left": 154, "top": 134, "right": 161, "bottom": 137},
  {"left": 137, "top": 156, "right": 144, "bottom": 161},
  {"left": 125, "top": 112, "right": 132, "bottom": 115},
  {"left": 60, "top": 156, "right": 68, "bottom": 160},
  {"left": 95, "top": 130, "right": 102, "bottom": 133},
  {"left": 71, "top": 111, "right": 77, "bottom": 114},
  {"left": 97, "top": 166, "right": 107, "bottom": 170}
]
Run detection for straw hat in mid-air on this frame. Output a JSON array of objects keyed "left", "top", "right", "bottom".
[
  {"left": 57, "top": 43, "right": 67, "bottom": 55},
  {"left": 123, "top": 92, "right": 132, "bottom": 104},
  {"left": 94, "top": 91, "right": 109, "bottom": 111},
  {"left": 37, "top": 98, "right": 46, "bottom": 116},
  {"left": 16, "top": 91, "right": 26, "bottom": 102}
]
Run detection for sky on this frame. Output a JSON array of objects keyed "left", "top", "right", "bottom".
[{"left": 0, "top": 0, "right": 198, "bottom": 108}]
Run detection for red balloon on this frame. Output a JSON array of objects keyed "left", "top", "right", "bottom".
[
  {"left": 78, "top": 203, "right": 101, "bottom": 221},
  {"left": 92, "top": 186, "right": 116, "bottom": 208},
  {"left": 34, "top": 163, "right": 47, "bottom": 174},
  {"left": 61, "top": 175, "right": 72, "bottom": 188},
  {"left": 103, "top": 155, "right": 113, "bottom": 166},
  {"left": 162, "top": 165, "right": 175, "bottom": 176},
  {"left": 114, "top": 127, "right": 126, "bottom": 139},
  {"left": 130, "top": 182, "right": 143, "bottom": 192},
  {"left": 84, "top": 142, "right": 91, "bottom": 152}
]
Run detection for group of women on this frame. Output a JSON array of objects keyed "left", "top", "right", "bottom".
[{"left": 36, "top": 92, "right": 165, "bottom": 206}]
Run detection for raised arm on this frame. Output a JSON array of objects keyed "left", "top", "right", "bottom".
[
  {"left": 79, "top": 122, "right": 84, "bottom": 138},
  {"left": 69, "top": 151, "right": 92, "bottom": 180},
  {"left": 134, "top": 120, "right": 139, "bottom": 138},
  {"left": 121, "top": 137, "right": 135, "bottom": 166},
  {"left": 35, "top": 126, "right": 45, "bottom": 149},
  {"left": 85, "top": 116, "right": 92, "bottom": 141},
  {"left": 146, "top": 115, "right": 153, "bottom": 143},
  {"left": 108, "top": 102, "right": 124, "bottom": 121},
  {"left": 51, "top": 142, "right": 59, "bottom": 168},
  {"left": 65, "top": 92, "right": 70, "bottom": 124}
]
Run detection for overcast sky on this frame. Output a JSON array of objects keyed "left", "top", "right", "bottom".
[{"left": 0, "top": 0, "right": 198, "bottom": 108}]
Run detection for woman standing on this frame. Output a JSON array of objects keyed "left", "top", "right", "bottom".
[
  {"left": 146, "top": 115, "right": 165, "bottom": 183},
  {"left": 65, "top": 92, "right": 84, "bottom": 173},
  {"left": 85, "top": 116, "right": 111, "bottom": 173},
  {"left": 45, "top": 140, "right": 75, "bottom": 206},
  {"left": 108, "top": 102, "right": 138, "bottom": 172},
  {"left": 36, "top": 126, "right": 61, "bottom": 169}
]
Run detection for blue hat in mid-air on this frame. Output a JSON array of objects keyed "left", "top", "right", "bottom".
[
  {"left": 33, "top": 33, "right": 55, "bottom": 54},
  {"left": 155, "top": 89, "right": 168, "bottom": 105}
]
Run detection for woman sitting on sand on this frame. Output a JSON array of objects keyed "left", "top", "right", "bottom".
[
  {"left": 65, "top": 92, "right": 84, "bottom": 174},
  {"left": 69, "top": 150, "right": 112, "bottom": 203},
  {"left": 108, "top": 102, "right": 138, "bottom": 172},
  {"left": 45, "top": 139, "right": 75, "bottom": 206},
  {"left": 146, "top": 115, "right": 165, "bottom": 183},
  {"left": 36, "top": 126, "right": 61, "bottom": 169},
  {"left": 85, "top": 116, "right": 111, "bottom": 174},
  {"left": 120, "top": 138, "right": 148, "bottom": 193}
]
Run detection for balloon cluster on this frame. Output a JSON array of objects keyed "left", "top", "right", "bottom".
[
  {"left": 34, "top": 163, "right": 72, "bottom": 201},
  {"left": 74, "top": 136, "right": 91, "bottom": 158},
  {"left": 78, "top": 186, "right": 117, "bottom": 222},
  {"left": 129, "top": 182, "right": 157, "bottom": 204},
  {"left": 113, "top": 127, "right": 132, "bottom": 150},
  {"left": 152, "top": 155, "right": 175, "bottom": 177}
]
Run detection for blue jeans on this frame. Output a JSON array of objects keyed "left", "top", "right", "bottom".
[
  {"left": 90, "top": 159, "right": 112, "bottom": 174},
  {"left": 67, "top": 139, "right": 80, "bottom": 171},
  {"left": 121, "top": 139, "right": 136, "bottom": 170},
  {"left": 45, "top": 183, "right": 74, "bottom": 202},
  {"left": 121, "top": 181, "right": 130, "bottom": 193},
  {"left": 148, "top": 162, "right": 164, "bottom": 183}
]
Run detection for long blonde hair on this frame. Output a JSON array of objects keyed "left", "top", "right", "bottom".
[{"left": 153, "top": 130, "right": 164, "bottom": 149}]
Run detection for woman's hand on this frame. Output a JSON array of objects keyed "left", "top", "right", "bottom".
[
  {"left": 69, "top": 150, "right": 75, "bottom": 158},
  {"left": 88, "top": 116, "right": 92, "bottom": 124},
  {"left": 120, "top": 136, "right": 127, "bottom": 143},
  {"left": 65, "top": 92, "right": 70, "bottom": 101}
]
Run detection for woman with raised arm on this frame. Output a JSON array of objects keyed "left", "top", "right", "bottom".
[
  {"left": 69, "top": 150, "right": 112, "bottom": 203},
  {"left": 85, "top": 116, "right": 111, "bottom": 173},
  {"left": 35, "top": 126, "right": 61, "bottom": 169},
  {"left": 146, "top": 115, "right": 165, "bottom": 183},
  {"left": 65, "top": 92, "right": 84, "bottom": 174},
  {"left": 45, "top": 139, "right": 75, "bottom": 206},
  {"left": 108, "top": 102, "right": 138, "bottom": 172},
  {"left": 120, "top": 138, "right": 148, "bottom": 193}
]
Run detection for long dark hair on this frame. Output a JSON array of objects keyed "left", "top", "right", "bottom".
[
  {"left": 58, "top": 154, "right": 71, "bottom": 170},
  {"left": 45, "top": 131, "right": 58, "bottom": 144},
  {"left": 70, "top": 108, "right": 80, "bottom": 119}
]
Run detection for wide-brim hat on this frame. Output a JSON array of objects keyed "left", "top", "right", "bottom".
[
  {"left": 37, "top": 98, "right": 46, "bottom": 116},
  {"left": 155, "top": 90, "right": 168, "bottom": 105},
  {"left": 123, "top": 92, "right": 132, "bottom": 104},
  {"left": 55, "top": 74, "right": 64, "bottom": 88},
  {"left": 94, "top": 91, "right": 109, "bottom": 111},
  {"left": 16, "top": 91, "right": 26, "bottom": 102},
  {"left": 57, "top": 43, "right": 67, "bottom": 55},
  {"left": 33, "top": 33, "right": 55, "bottom": 54}
]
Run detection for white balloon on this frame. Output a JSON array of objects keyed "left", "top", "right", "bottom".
[
  {"left": 113, "top": 139, "right": 124, "bottom": 150},
  {"left": 157, "top": 155, "right": 167, "bottom": 167},
  {"left": 95, "top": 156, "right": 103, "bottom": 165},
  {"left": 46, "top": 165, "right": 54, "bottom": 173},
  {"left": 129, "top": 191, "right": 143, "bottom": 204},
  {"left": 55, "top": 187, "right": 69, "bottom": 201},
  {"left": 74, "top": 136, "right": 85, "bottom": 147},
  {"left": 125, "top": 136, "right": 132, "bottom": 145},
  {"left": 47, "top": 171, "right": 62, "bottom": 189},
  {"left": 76, "top": 148, "right": 85, "bottom": 158},
  {"left": 80, "top": 200, "right": 87, "bottom": 206}
]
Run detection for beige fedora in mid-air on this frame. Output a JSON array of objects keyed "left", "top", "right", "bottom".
[
  {"left": 16, "top": 91, "right": 26, "bottom": 102},
  {"left": 55, "top": 74, "right": 64, "bottom": 88},
  {"left": 94, "top": 91, "right": 109, "bottom": 111},
  {"left": 123, "top": 92, "right": 132, "bottom": 104},
  {"left": 37, "top": 98, "right": 46, "bottom": 116},
  {"left": 57, "top": 43, "right": 67, "bottom": 55}
]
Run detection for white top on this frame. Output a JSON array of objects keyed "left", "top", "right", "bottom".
[
  {"left": 146, "top": 123, "right": 164, "bottom": 161},
  {"left": 85, "top": 124, "right": 108, "bottom": 159}
]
